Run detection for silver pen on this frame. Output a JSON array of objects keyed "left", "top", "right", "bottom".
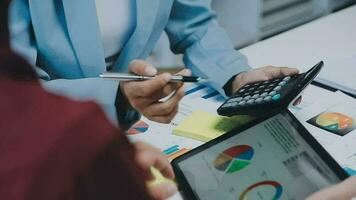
[{"left": 99, "top": 72, "right": 209, "bottom": 83}]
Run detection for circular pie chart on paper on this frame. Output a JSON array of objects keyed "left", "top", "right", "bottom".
[
  {"left": 214, "top": 145, "right": 254, "bottom": 174},
  {"left": 316, "top": 112, "right": 353, "bottom": 131},
  {"left": 127, "top": 120, "right": 149, "bottom": 135}
]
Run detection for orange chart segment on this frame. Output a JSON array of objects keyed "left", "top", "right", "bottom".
[
  {"left": 214, "top": 153, "right": 233, "bottom": 171},
  {"left": 316, "top": 112, "right": 353, "bottom": 131},
  {"left": 214, "top": 145, "right": 254, "bottom": 174}
]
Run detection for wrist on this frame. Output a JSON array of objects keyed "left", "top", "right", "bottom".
[
  {"left": 232, "top": 72, "right": 246, "bottom": 93},
  {"left": 115, "top": 83, "right": 140, "bottom": 130},
  {"left": 223, "top": 72, "right": 247, "bottom": 96}
]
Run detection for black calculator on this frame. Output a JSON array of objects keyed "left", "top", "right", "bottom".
[{"left": 217, "top": 61, "right": 324, "bottom": 116}]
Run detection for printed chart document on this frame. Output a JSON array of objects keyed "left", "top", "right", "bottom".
[
  {"left": 293, "top": 91, "right": 356, "bottom": 174},
  {"left": 126, "top": 84, "right": 225, "bottom": 158}
]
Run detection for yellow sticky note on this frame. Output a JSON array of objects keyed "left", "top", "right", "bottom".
[
  {"left": 147, "top": 167, "right": 175, "bottom": 187},
  {"left": 173, "top": 111, "right": 253, "bottom": 142}
]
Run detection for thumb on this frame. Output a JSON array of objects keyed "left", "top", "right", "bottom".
[
  {"left": 129, "top": 60, "right": 157, "bottom": 76},
  {"left": 307, "top": 177, "right": 356, "bottom": 200}
]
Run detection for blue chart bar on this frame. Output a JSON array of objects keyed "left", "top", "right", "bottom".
[
  {"left": 202, "top": 91, "right": 219, "bottom": 99},
  {"left": 163, "top": 145, "right": 180, "bottom": 155},
  {"left": 185, "top": 85, "right": 207, "bottom": 96}
]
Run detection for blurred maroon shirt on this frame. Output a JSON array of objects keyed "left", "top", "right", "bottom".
[{"left": 0, "top": 1, "right": 152, "bottom": 199}]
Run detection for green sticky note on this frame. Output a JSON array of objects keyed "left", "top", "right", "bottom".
[{"left": 173, "top": 111, "right": 253, "bottom": 142}]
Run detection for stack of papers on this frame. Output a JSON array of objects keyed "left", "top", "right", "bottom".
[{"left": 315, "top": 56, "right": 356, "bottom": 96}]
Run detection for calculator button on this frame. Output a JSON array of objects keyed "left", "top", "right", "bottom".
[
  {"left": 255, "top": 98, "right": 263, "bottom": 103},
  {"left": 247, "top": 99, "right": 255, "bottom": 104},
  {"left": 261, "top": 92, "right": 268, "bottom": 97},
  {"left": 272, "top": 94, "right": 281, "bottom": 101},
  {"left": 269, "top": 91, "right": 276, "bottom": 96},
  {"left": 243, "top": 84, "right": 250, "bottom": 88},
  {"left": 227, "top": 99, "right": 234, "bottom": 103},
  {"left": 273, "top": 86, "right": 282, "bottom": 91},
  {"left": 263, "top": 80, "right": 270, "bottom": 84},
  {"left": 268, "top": 83, "right": 277, "bottom": 88},
  {"left": 230, "top": 102, "right": 239, "bottom": 107},
  {"left": 264, "top": 96, "right": 272, "bottom": 102},
  {"left": 238, "top": 101, "right": 246, "bottom": 106},
  {"left": 258, "top": 85, "right": 265, "bottom": 89},
  {"left": 264, "top": 88, "right": 272, "bottom": 92},
  {"left": 228, "top": 97, "right": 242, "bottom": 103},
  {"left": 234, "top": 97, "right": 243, "bottom": 101},
  {"left": 244, "top": 95, "right": 251, "bottom": 100},
  {"left": 283, "top": 76, "right": 291, "bottom": 81},
  {"left": 239, "top": 88, "right": 246, "bottom": 93},
  {"left": 222, "top": 103, "right": 231, "bottom": 108},
  {"left": 278, "top": 81, "right": 287, "bottom": 86},
  {"left": 252, "top": 94, "right": 260, "bottom": 99}
]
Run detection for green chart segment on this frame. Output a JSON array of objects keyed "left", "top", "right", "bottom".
[{"left": 214, "top": 145, "right": 254, "bottom": 174}]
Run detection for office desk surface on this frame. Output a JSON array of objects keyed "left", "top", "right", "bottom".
[{"left": 240, "top": 5, "right": 356, "bottom": 71}]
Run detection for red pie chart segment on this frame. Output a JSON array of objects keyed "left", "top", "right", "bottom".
[{"left": 214, "top": 145, "right": 254, "bottom": 174}]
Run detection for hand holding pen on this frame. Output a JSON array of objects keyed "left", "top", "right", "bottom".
[{"left": 114, "top": 60, "right": 193, "bottom": 123}]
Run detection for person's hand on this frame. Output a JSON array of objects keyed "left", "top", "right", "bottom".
[
  {"left": 120, "top": 60, "right": 191, "bottom": 123},
  {"left": 232, "top": 66, "right": 299, "bottom": 93},
  {"left": 307, "top": 177, "right": 356, "bottom": 200},
  {"left": 134, "top": 142, "right": 177, "bottom": 200}
]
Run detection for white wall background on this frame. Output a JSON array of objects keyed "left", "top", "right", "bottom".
[{"left": 148, "top": 0, "right": 356, "bottom": 68}]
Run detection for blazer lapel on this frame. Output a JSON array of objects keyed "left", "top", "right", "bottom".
[
  {"left": 62, "top": 0, "right": 106, "bottom": 77},
  {"left": 112, "top": 0, "right": 160, "bottom": 72}
]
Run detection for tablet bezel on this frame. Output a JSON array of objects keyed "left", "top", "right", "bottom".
[{"left": 172, "top": 110, "right": 349, "bottom": 200}]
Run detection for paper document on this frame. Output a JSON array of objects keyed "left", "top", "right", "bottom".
[
  {"left": 289, "top": 84, "right": 335, "bottom": 114},
  {"left": 127, "top": 84, "right": 224, "bottom": 151},
  {"left": 173, "top": 111, "right": 253, "bottom": 142},
  {"left": 293, "top": 91, "right": 356, "bottom": 175},
  {"left": 315, "top": 56, "right": 356, "bottom": 95}
]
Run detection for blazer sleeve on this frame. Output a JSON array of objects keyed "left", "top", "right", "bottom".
[
  {"left": 165, "top": 0, "right": 251, "bottom": 96},
  {"left": 40, "top": 77, "right": 120, "bottom": 125},
  {"left": 9, "top": 0, "right": 37, "bottom": 66}
]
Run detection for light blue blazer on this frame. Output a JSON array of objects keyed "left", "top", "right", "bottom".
[{"left": 9, "top": 0, "right": 251, "bottom": 122}]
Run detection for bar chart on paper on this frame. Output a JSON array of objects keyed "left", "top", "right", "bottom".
[
  {"left": 185, "top": 84, "right": 225, "bottom": 103},
  {"left": 163, "top": 145, "right": 190, "bottom": 161}
]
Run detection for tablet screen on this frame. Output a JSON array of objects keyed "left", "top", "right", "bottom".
[{"left": 176, "top": 113, "right": 342, "bottom": 200}]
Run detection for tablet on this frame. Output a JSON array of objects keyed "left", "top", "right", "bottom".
[{"left": 172, "top": 110, "right": 348, "bottom": 200}]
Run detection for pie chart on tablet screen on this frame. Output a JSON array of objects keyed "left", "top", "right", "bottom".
[{"left": 214, "top": 145, "right": 254, "bottom": 174}]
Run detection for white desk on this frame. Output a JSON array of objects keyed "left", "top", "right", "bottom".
[{"left": 240, "top": 5, "right": 356, "bottom": 70}]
